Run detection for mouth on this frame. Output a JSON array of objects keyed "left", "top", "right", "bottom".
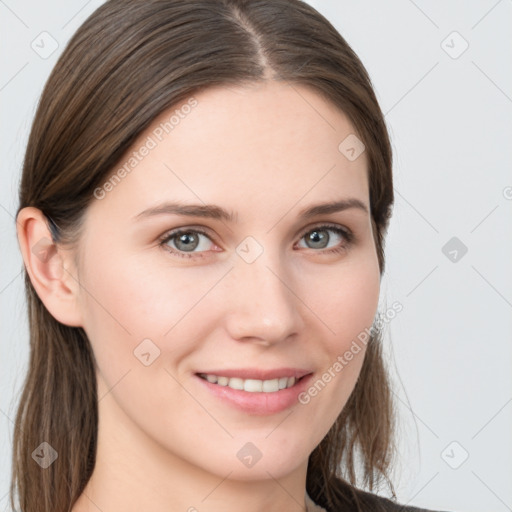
[
  {"left": 196, "top": 372, "right": 309, "bottom": 393},
  {"left": 193, "top": 368, "right": 314, "bottom": 415}
]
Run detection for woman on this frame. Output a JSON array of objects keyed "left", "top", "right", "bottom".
[{"left": 11, "top": 0, "right": 452, "bottom": 511}]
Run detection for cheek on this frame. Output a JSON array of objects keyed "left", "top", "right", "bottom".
[
  {"left": 77, "top": 248, "right": 218, "bottom": 442},
  {"left": 77, "top": 245, "right": 222, "bottom": 382},
  {"left": 305, "top": 253, "right": 380, "bottom": 352},
  {"left": 296, "top": 254, "right": 380, "bottom": 412},
  {"left": 263, "top": 255, "right": 380, "bottom": 469}
]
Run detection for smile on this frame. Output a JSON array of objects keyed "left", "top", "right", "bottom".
[{"left": 197, "top": 373, "right": 298, "bottom": 393}]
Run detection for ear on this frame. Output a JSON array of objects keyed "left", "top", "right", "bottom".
[{"left": 16, "top": 207, "right": 83, "bottom": 327}]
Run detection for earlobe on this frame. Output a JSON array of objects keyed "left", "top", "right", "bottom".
[{"left": 16, "top": 207, "right": 83, "bottom": 327}]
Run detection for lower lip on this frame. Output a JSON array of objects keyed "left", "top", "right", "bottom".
[{"left": 194, "top": 373, "right": 314, "bottom": 415}]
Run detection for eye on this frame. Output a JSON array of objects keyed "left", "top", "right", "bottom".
[
  {"left": 158, "top": 227, "right": 216, "bottom": 259},
  {"left": 295, "top": 224, "right": 354, "bottom": 255}
]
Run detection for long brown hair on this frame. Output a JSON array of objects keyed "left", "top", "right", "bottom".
[{"left": 12, "top": 1, "right": 396, "bottom": 510}]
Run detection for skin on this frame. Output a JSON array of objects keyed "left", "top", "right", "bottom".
[{"left": 17, "top": 81, "right": 381, "bottom": 512}]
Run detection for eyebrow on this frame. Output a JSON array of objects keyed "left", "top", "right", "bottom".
[{"left": 133, "top": 198, "right": 369, "bottom": 223}]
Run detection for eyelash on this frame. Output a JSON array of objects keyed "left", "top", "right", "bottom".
[{"left": 158, "top": 223, "right": 354, "bottom": 260}]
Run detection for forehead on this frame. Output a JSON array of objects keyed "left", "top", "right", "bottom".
[{"left": 90, "top": 81, "right": 369, "bottom": 224}]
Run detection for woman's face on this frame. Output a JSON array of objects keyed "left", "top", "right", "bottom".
[{"left": 75, "top": 81, "right": 380, "bottom": 481}]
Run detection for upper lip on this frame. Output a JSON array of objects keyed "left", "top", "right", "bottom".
[{"left": 196, "top": 368, "right": 313, "bottom": 380}]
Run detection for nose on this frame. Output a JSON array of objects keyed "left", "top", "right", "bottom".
[{"left": 223, "top": 249, "right": 304, "bottom": 346}]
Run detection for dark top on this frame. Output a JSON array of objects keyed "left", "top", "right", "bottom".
[{"left": 305, "top": 489, "right": 453, "bottom": 512}]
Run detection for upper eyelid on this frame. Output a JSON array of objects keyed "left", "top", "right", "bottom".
[{"left": 296, "top": 222, "right": 349, "bottom": 236}]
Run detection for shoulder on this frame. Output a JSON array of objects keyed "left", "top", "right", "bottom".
[
  {"left": 348, "top": 488, "right": 454, "bottom": 512},
  {"left": 306, "top": 487, "right": 453, "bottom": 512},
  {"left": 306, "top": 484, "right": 454, "bottom": 512}
]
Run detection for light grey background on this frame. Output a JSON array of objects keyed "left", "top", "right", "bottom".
[{"left": 1, "top": 1, "right": 511, "bottom": 511}]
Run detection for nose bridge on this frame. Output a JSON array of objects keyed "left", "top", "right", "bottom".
[{"left": 224, "top": 243, "right": 301, "bottom": 344}]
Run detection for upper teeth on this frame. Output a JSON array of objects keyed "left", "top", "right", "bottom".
[{"left": 199, "top": 374, "right": 297, "bottom": 393}]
